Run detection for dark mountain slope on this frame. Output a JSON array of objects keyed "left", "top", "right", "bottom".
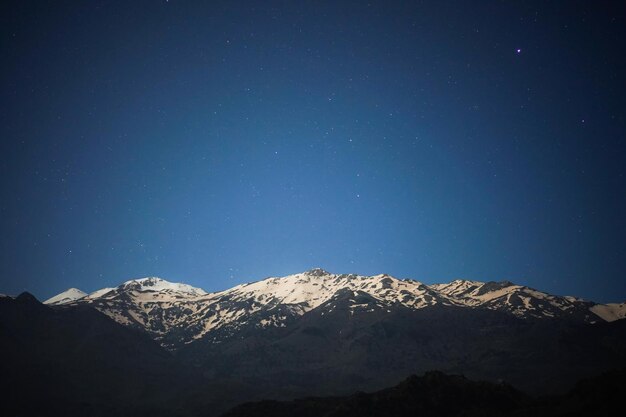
[
  {"left": 510, "top": 368, "right": 626, "bottom": 416},
  {"left": 0, "top": 293, "right": 240, "bottom": 417},
  {"left": 221, "top": 371, "right": 528, "bottom": 417},
  {"left": 180, "top": 288, "right": 626, "bottom": 398},
  {"left": 221, "top": 369, "right": 626, "bottom": 417}
]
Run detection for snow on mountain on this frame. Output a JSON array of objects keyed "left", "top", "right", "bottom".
[
  {"left": 86, "top": 287, "right": 116, "bottom": 299},
  {"left": 53, "top": 277, "right": 211, "bottom": 346},
  {"left": 45, "top": 270, "right": 450, "bottom": 348},
  {"left": 185, "top": 268, "right": 451, "bottom": 342},
  {"left": 590, "top": 302, "right": 626, "bottom": 322},
  {"left": 430, "top": 279, "right": 484, "bottom": 300},
  {"left": 217, "top": 268, "right": 448, "bottom": 312},
  {"left": 43, "top": 269, "right": 624, "bottom": 350},
  {"left": 430, "top": 279, "right": 596, "bottom": 320},
  {"left": 43, "top": 288, "right": 87, "bottom": 305},
  {"left": 118, "top": 277, "right": 207, "bottom": 296}
]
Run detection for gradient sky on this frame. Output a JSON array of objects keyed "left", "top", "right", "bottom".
[{"left": 1, "top": 1, "right": 625, "bottom": 303}]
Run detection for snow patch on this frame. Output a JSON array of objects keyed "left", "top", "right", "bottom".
[{"left": 590, "top": 303, "right": 626, "bottom": 322}]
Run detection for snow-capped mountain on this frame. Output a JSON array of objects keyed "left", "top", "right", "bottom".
[
  {"left": 43, "top": 276, "right": 210, "bottom": 348},
  {"left": 44, "top": 269, "right": 623, "bottom": 349},
  {"left": 117, "top": 277, "right": 207, "bottom": 296},
  {"left": 43, "top": 288, "right": 87, "bottom": 305},
  {"left": 45, "top": 269, "right": 459, "bottom": 348}
]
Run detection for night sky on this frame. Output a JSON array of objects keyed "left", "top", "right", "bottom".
[{"left": 1, "top": 1, "right": 625, "bottom": 303}]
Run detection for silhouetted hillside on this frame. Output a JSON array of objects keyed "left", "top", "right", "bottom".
[
  {"left": 0, "top": 293, "right": 219, "bottom": 417},
  {"left": 221, "top": 369, "right": 626, "bottom": 417},
  {"left": 221, "top": 371, "right": 528, "bottom": 417}
]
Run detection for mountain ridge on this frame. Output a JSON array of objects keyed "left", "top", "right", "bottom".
[{"left": 34, "top": 269, "right": 624, "bottom": 351}]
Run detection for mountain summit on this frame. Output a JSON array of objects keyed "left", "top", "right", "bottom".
[
  {"left": 118, "top": 276, "right": 207, "bottom": 296},
  {"left": 43, "top": 288, "right": 87, "bottom": 305}
]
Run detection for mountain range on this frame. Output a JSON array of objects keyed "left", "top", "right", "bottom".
[
  {"left": 42, "top": 268, "right": 625, "bottom": 351},
  {"left": 2, "top": 268, "right": 626, "bottom": 416}
]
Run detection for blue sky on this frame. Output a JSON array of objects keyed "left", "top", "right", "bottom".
[{"left": 1, "top": 1, "right": 625, "bottom": 303}]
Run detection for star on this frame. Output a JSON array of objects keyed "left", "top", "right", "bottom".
[{"left": 516, "top": 48, "right": 522, "bottom": 54}]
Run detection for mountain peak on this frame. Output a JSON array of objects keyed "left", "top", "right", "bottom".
[
  {"left": 120, "top": 276, "right": 207, "bottom": 296},
  {"left": 474, "top": 280, "right": 517, "bottom": 296},
  {"left": 451, "top": 278, "right": 483, "bottom": 285},
  {"left": 304, "top": 268, "right": 331, "bottom": 276},
  {"left": 43, "top": 288, "right": 87, "bottom": 305},
  {"left": 123, "top": 276, "right": 166, "bottom": 285},
  {"left": 16, "top": 291, "right": 41, "bottom": 305}
]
